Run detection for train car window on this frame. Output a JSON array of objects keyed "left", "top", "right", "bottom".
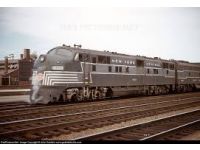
[
  {"left": 147, "top": 69, "right": 150, "bottom": 74},
  {"left": 153, "top": 69, "right": 158, "bottom": 74},
  {"left": 136, "top": 60, "right": 144, "bottom": 67},
  {"left": 115, "top": 66, "right": 119, "bottom": 72},
  {"left": 98, "top": 56, "right": 107, "bottom": 64},
  {"left": 108, "top": 66, "right": 112, "bottom": 72},
  {"left": 126, "top": 67, "right": 129, "bottom": 73},
  {"left": 92, "top": 65, "right": 96, "bottom": 71},
  {"left": 119, "top": 66, "right": 122, "bottom": 73},
  {"left": 92, "top": 57, "right": 97, "bottom": 63},
  {"left": 162, "top": 63, "right": 168, "bottom": 69}
]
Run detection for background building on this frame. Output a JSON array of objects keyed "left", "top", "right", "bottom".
[{"left": 0, "top": 49, "right": 34, "bottom": 86}]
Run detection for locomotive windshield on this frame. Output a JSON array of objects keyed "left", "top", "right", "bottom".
[{"left": 47, "top": 47, "right": 75, "bottom": 62}]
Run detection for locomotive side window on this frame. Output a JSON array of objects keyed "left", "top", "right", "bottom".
[
  {"left": 107, "top": 57, "right": 111, "bottom": 64},
  {"left": 92, "top": 57, "right": 97, "bottom": 63},
  {"left": 147, "top": 69, "right": 150, "bottom": 74},
  {"left": 92, "top": 65, "right": 96, "bottom": 71},
  {"left": 153, "top": 69, "right": 158, "bottom": 74},
  {"left": 98, "top": 56, "right": 107, "bottom": 64},
  {"left": 115, "top": 66, "right": 119, "bottom": 72},
  {"left": 119, "top": 66, "right": 122, "bottom": 73},
  {"left": 162, "top": 63, "right": 169, "bottom": 69},
  {"left": 108, "top": 66, "right": 112, "bottom": 72},
  {"left": 169, "top": 64, "right": 174, "bottom": 70},
  {"left": 136, "top": 60, "right": 144, "bottom": 67},
  {"left": 166, "top": 70, "right": 169, "bottom": 74},
  {"left": 126, "top": 67, "right": 129, "bottom": 73}
]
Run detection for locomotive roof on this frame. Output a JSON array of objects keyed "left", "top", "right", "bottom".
[
  {"left": 48, "top": 45, "right": 199, "bottom": 66},
  {"left": 52, "top": 46, "right": 175, "bottom": 64}
]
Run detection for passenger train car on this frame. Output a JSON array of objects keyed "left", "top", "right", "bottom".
[{"left": 30, "top": 45, "right": 200, "bottom": 104}]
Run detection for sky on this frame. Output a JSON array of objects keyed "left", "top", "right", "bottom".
[{"left": 0, "top": 7, "right": 200, "bottom": 62}]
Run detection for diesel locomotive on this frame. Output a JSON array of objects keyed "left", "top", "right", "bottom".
[{"left": 30, "top": 44, "right": 200, "bottom": 104}]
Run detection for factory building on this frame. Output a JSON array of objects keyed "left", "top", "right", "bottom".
[{"left": 0, "top": 49, "right": 34, "bottom": 86}]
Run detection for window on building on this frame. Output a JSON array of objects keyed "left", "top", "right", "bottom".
[
  {"left": 92, "top": 65, "right": 96, "bottom": 71},
  {"left": 153, "top": 69, "right": 159, "bottom": 74},
  {"left": 126, "top": 67, "right": 129, "bottom": 73},
  {"left": 166, "top": 70, "right": 169, "bottom": 75},
  {"left": 136, "top": 59, "right": 144, "bottom": 67},
  {"left": 119, "top": 66, "right": 122, "bottom": 73},
  {"left": 115, "top": 66, "right": 119, "bottom": 72},
  {"left": 108, "top": 66, "right": 112, "bottom": 72},
  {"left": 189, "top": 72, "right": 191, "bottom": 76}
]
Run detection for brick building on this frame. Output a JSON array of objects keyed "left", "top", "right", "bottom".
[{"left": 0, "top": 49, "right": 34, "bottom": 86}]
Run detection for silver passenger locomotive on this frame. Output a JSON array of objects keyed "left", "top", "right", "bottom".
[{"left": 30, "top": 45, "right": 200, "bottom": 104}]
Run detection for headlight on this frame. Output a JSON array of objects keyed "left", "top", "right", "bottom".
[{"left": 39, "top": 55, "right": 45, "bottom": 62}]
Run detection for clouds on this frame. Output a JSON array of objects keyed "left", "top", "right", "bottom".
[{"left": 0, "top": 7, "right": 200, "bottom": 62}]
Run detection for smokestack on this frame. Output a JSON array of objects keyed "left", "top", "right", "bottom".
[
  {"left": 20, "top": 54, "right": 23, "bottom": 60},
  {"left": 24, "top": 49, "right": 30, "bottom": 60},
  {"left": 4, "top": 56, "right": 8, "bottom": 74}
]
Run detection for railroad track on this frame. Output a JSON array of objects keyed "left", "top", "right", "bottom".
[
  {"left": 78, "top": 110, "right": 200, "bottom": 141},
  {"left": 0, "top": 94, "right": 200, "bottom": 140},
  {"left": 0, "top": 92, "right": 200, "bottom": 123},
  {"left": 0, "top": 102, "right": 30, "bottom": 110}
]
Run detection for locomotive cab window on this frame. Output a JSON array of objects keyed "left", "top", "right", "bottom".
[
  {"left": 136, "top": 60, "right": 144, "bottom": 67},
  {"left": 79, "top": 53, "right": 90, "bottom": 62}
]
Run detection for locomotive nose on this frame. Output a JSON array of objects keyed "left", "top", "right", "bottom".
[
  {"left": 30, "top": 85, "right": 44, "bottom": 104},
  {"left": 30, "top": 71, "right": 46, "bottom": 104}
]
